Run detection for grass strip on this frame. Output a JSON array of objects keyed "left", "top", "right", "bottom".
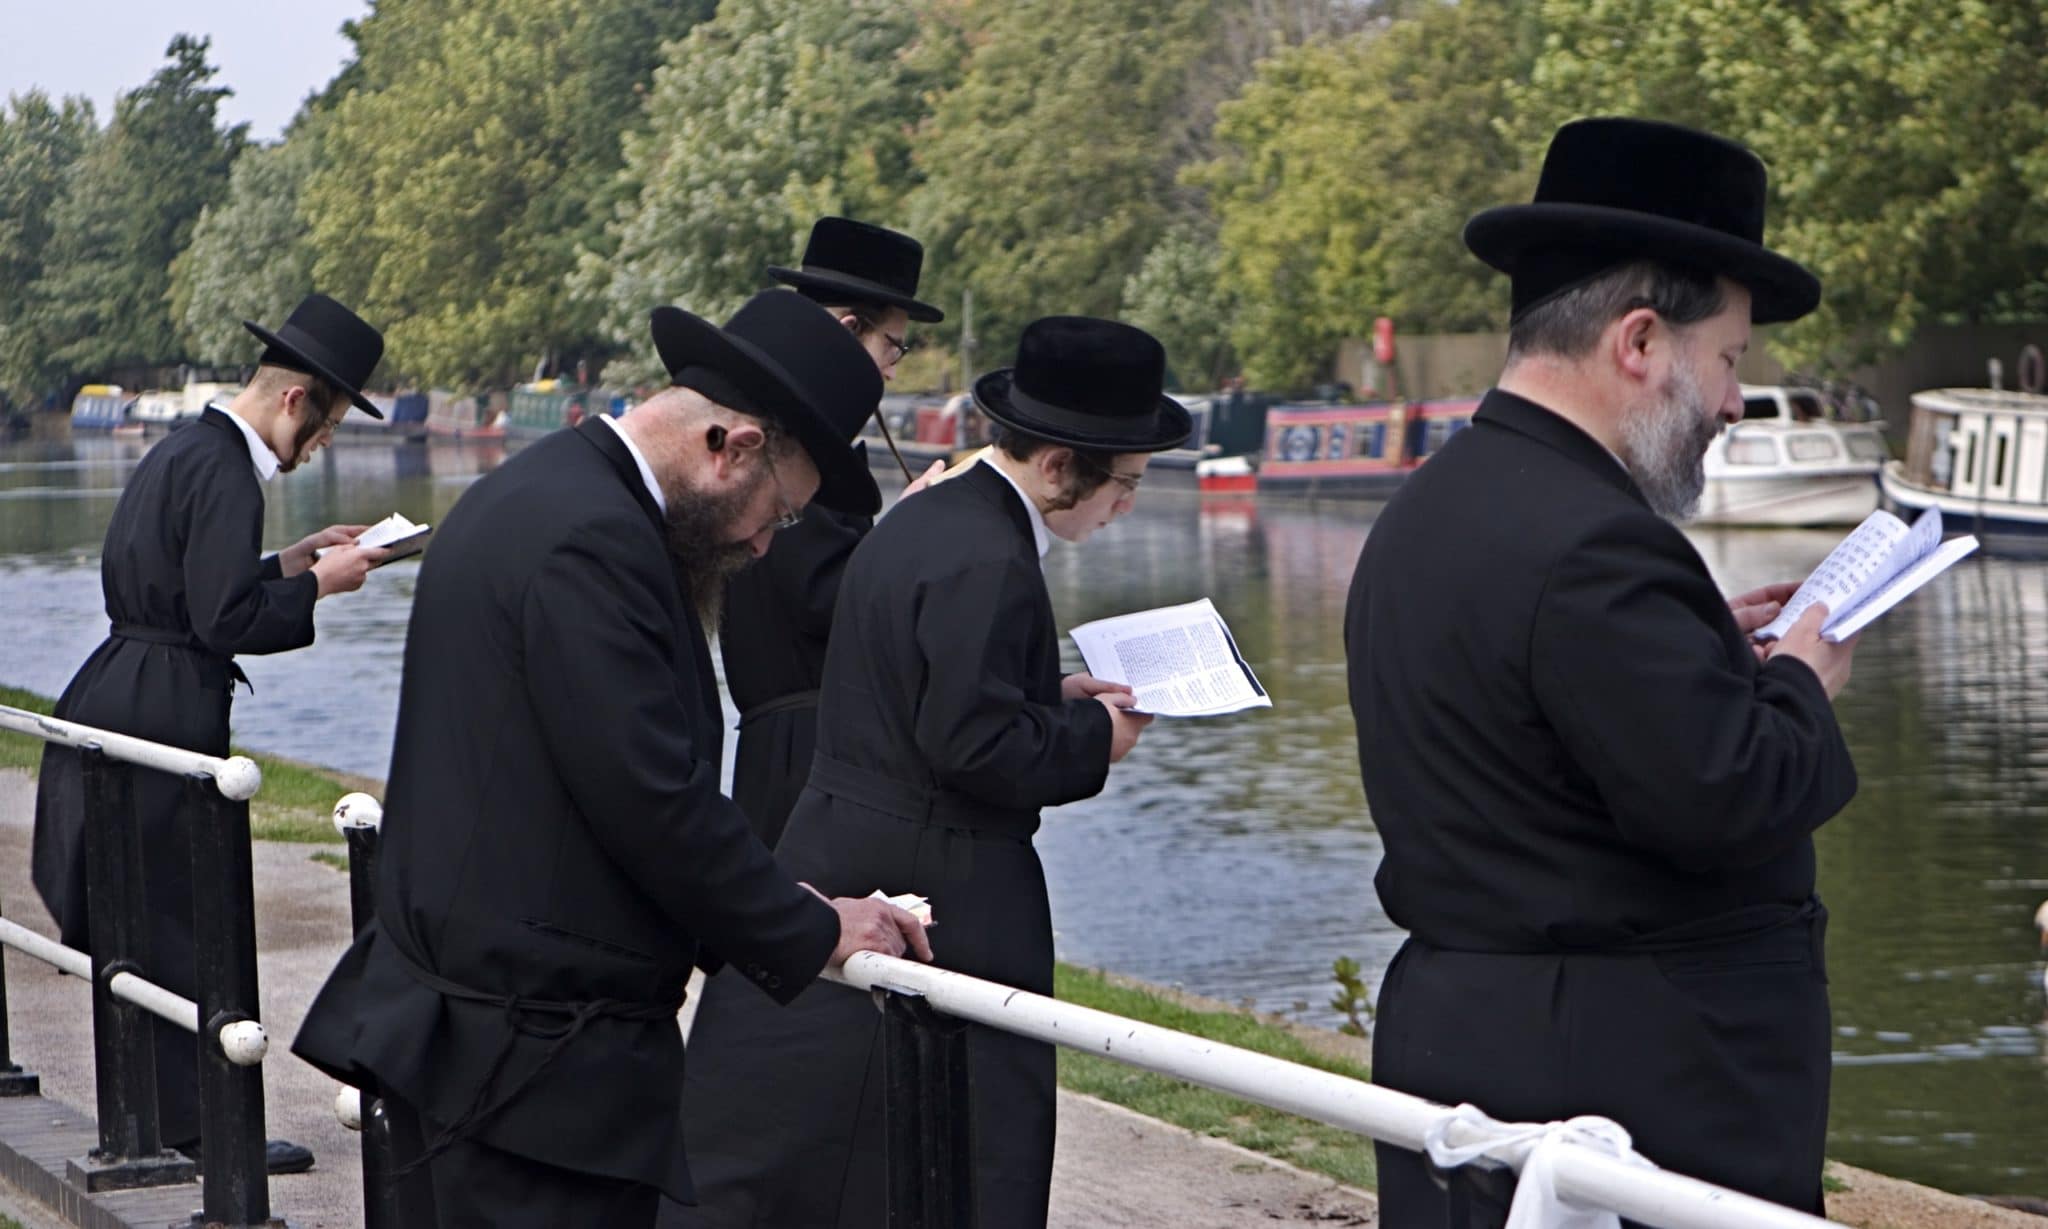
[
  {"left": 1053, "top": 963, "right": 1377, "bottom": 1190},
  {"left": 1, "top": 683, "right": 357, "bottom": 844}
]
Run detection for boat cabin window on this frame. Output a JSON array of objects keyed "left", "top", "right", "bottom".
[
  {"left": 1741, "top": 396, "right": 1781, "bottom": 421},
  {"left": 1844, "top": 432, "right": 1890, "bottom": 462},
  {"left": 1786, "top": 433, "right": 1842, "bottom": 462},
  {"left": 1788, "top": 393, "right": 1825, "bottom": 422},
  {"left": 1723, "top": 434, "right": 1781, "bottom": 465}
]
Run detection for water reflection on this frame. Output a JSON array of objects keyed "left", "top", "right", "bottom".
[{"left": 0, "top": 435, "right": 2044, "bottom": 1196}]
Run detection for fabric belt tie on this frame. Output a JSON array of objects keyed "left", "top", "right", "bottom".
[
  {"left": 109, "top": 622, "right": 252, "bottom": 694},
  {"left": 736, "top": 689, "right": 820, "bottom": 729},
  {"left": 1423, "top": 1104, "right": 1656, "bottom": 1229},
  {"left": 808, "top": 752, "right": 1038, "bottom": 838},
  {"left": 383, "top": 933, "right": 683, "bottom": 1173}
]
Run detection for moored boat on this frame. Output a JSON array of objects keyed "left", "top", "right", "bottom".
[
  {"left": 1255, "top": 396, "right": 1480, "bottom": 498},
  {"left": 68, "top": 385, "right": 131, "bottom": 432},
  {"left": 1881, "top": 386, "right": 2048, "bottom": 550},
  {"left": 1696, "top": 385, "right": 1887, "bottom": 527}
]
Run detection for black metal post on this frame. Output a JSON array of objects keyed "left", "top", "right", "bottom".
[
  {"left": 66, "top": 746, "right": 195, "bottom": 1191},
  {"left": 185, "top": 772, "right": 283, "bottom": 1228},
  {"left": 345, "top": 824, "right": 396, "bottom": 1229},
  {"left": 0, "top": 889, "right": 41, "bottom": 1097},
  {"left": 880, "top": 992, "right": 974, "bottom": 1229}
]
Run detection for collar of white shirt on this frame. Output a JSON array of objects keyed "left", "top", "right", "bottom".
[
  {"left": 599, "top": 414, "right": 667, "bottom": 515},
  {"left": 979, "top": 454, "right": 1051, "bottom": 560},
  {"left": 218, "top": 405, "right": 280, "bottom": 484}
]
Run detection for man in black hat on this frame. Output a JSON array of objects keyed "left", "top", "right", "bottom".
[
  {"left": 720, "top": 216, "right": 947, "bottom": 848},
  {"left": 671, "top": 316, "right": 1178, "bottom": 1229},
  {"left": 33, "top": 293, "right": 390, "bottom": 1175},
  {"left": 291, "top": 291, "right": 933, "bottom": 1228},
  {"left": 1346, "top": 117, "right": 1860, "bottom": 1222}
]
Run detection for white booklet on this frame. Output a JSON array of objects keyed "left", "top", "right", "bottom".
[
  {"left": 1067, "top": 598, "right": 1271, "bottom": 717},
  {"left": 1752, "top": 507, "right": 1978, "bottom": 644},
  {"left": 315, "top": 512, "right": 433, "bottom": 566}
]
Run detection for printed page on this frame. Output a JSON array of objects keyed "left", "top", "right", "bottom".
[
  {"left": 1822, "top": 534, "right": 1979, "bottom": 642},
  {"left": 315, "top": 513, "right": 432, "bottom": 563},
  {"left": 1068, "top": 598, "right": 1272, "bottom": 717},
  {"left": 1753, "top": 509, "right": 1918, "bottom": 640}
]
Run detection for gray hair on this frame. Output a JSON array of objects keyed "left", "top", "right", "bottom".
[{"left": 1506, "top": 261, "right": 1728, "bottom": 362}]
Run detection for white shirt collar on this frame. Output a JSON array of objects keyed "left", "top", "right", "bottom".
[
  {"left": 979, "top": 454, "right": 1051, "bottom": 559},
  {"left": 599, "top": 414, "right": 666, "bottom": 514},
  {"left": 218, "top": 405, "right": 279, "bottom": 483}
]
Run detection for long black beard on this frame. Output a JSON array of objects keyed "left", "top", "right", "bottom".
[{"left": 661, "top": 476, "right": 762, "bottom": 625}]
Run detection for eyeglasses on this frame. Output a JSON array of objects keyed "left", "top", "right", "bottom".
[
  {"left": 764, "top": 454, "right": 803, "bottom": 531},
  {"left": 879, "top": 330, "right": 916, "bottom": 365},
  {"left": 1076, "top": 453, "right": 1144, "bottom": 496}
]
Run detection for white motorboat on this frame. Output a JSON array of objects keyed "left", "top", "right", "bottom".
[
  {"left": 1881, "top": 386, "right": 2048, "bottom": 550},
  {"left": 1696, "top": 385, "right": 1888, "bottom": 526}
]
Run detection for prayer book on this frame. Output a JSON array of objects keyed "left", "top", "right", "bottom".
[
  {"left": 1068, "top": 598, "right": 1272, "bottom": 718},
  {"left": 317, "top": 512, "right": 433, "bottom": 566},
  {"left": 869, "top": 890, "right": 934, "bottom": 926},
  {"left": 1751, "top": 507, "right": 1978, "bottom": 644}
]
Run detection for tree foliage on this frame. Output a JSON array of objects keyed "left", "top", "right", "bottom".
[
  {"left": 1121, "top": 227, "right": 1238, "bottom": 391},
  {"left": 303, "top": 0, "right": 710, "bottom": 387},
  {"left": 30, "top": 36, "right": 244, "bottom": 379},
  {"left": 579, "top": 0, "right": 937, "bottom": 382},
  {"left": 0, "top": 90, "right": 96, "bottom": 403}
]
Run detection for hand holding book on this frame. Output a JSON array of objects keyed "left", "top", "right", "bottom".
[
  {"left": 1751, "top": 508, "right": 1977, "bottom": 644},
  {"left": 315, "top": 512, "right": 433, "bottom": 567}
]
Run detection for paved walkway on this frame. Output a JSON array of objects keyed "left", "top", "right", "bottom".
[{"left": 0, "top": 769, "right": 1376, "bottom": 1227}]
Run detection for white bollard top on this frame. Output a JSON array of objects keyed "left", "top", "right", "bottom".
[
  {"left": 214, "top": 756, "right": 263, "bottom": 801},
  {"left": 331, "top": 791, "right": 385, "bottom": 834},
  {"left": 335, "top": 1086, "right": 364, "bottom": 1131},
  {"left": 219, "top": 1018, "right": 269, "bottom": 1066}
]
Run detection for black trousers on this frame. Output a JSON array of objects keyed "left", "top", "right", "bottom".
[
  {"left": 383, "top": 1091, "right": 660, "bottom": 1229},
  {"left": 1372, "top": 922, "right": 1831, "bottom": 1229}
]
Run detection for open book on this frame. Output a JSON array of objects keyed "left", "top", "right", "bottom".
[
  {"left": 1068, "top": 598, "right": 1271, "bottom": 717},
  {"left": 868, "top": 890, "right": 934, "bottom": 927},
  {"left": 315, "top": 512, "right": 433, "bottom": 566},
  {"left": 1752, "top": 508, "right": 1978, "bottom": 644}
]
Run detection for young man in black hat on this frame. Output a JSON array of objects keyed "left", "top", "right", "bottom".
[
  {"left": 670, "top": 316, "right": 1179, "bottom": 1229},
  {"left": 32, "top": 293, "right": 390, "bottom": 1176},
  {"left": 1346, "top": 117, "right": 1860, "bottom": 1222},
  {"left": 291, "top": 291, "right": 932, "bottom": 1229},
  {"left": 720, "top": 216, "right": 947, "bottom": 848}
]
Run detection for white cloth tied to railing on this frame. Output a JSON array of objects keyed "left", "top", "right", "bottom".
[{"left": 1424, "top": 1103, "right": 1657, "bottom": 1229}]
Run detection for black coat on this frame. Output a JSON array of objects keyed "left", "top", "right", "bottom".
[
  {"left": 292, "top": 418, "right": 840, "bottom": 1203},
  {"left": 33, "top": 406, "right": 317, "bottom": 1146},
  {"left": 668, "top": 460, "right": 1113, "bottom": 1229},
  {"left": 719, "top": 501, "right": 870, "bottom": 847},
  {"left": 1346, "top": 390, "right": 1857, "bottom": 1219}
]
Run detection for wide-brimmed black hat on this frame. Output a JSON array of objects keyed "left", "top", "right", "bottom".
[
  {"left": 768, "top": 217, "right": 944, "bottom": 324},
  {"left": 1464, "top": 117, "right": 1820, "bottom": 325},
  {"left": 973, "top": 317, "right": 1192, "bottom": 453},
  {"left": 242, "top": 293, "right": 387, "bottom": 417},
  {"left": 651, "top": 291, "right": 883, "bottom": 516}
]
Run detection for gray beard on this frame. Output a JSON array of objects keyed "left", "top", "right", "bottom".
[
  {"left": 1617, "top": 362, "right": 1718, "bottom": 522},
  {"left": 659, "top": 473, "right": 763, "bottom": 626}
]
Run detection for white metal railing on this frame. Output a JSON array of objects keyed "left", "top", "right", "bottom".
[
  {"left": 828, "top": 953, "right": 1841, "bottom": 1229},
  {"left": 0, "top": 703, "right": 262, "bottom": 800}
]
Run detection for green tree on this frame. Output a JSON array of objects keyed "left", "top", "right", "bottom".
[
  {"left": 304, "top": 0, "right": 711, "bottom": 388},
  {"left": 169, "top": 113, "right": 328, "bottom": 365},
  {"left": 578, "top": 0, "right": 939, "bottom": 382},
  {"left": 1120, "top": 227, "right": 1237, "bottom": 390},
  {"left": 0, "top": 90, "right": 96, "bottom": 404},
  {"left": 30, "top": 35, "right": 245, "bottom": 378},
  {"left": 1515, "top": 0, "right": 2048, "bottom": 369},
  {"left": 1191, "top": 0, "right": 1537, "bottom": 388}
]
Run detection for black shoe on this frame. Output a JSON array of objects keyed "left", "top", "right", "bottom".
[{"left": 173, "top": 1138, "right": 316, "bottom": 1176}]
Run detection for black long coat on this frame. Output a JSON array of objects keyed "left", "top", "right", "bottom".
[
  {"left": 1346, "top": 390, "right": 1858, "bottom": 1222},
  {"left": 719, "top": 501, "right": 870, "bottom": 847},
  {"left": 667, "top": 460, "right": 1113, "bottom": 1229},
  {"left": 33, "top": 407, "right": 318, "bottom": 1146},
  {"left": 292, "top": 419, "right": 840, "bottom": 1204}
]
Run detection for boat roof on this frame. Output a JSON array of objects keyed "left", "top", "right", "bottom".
[{"left": 1911, "top": 388, "right": 2048, "bottom": 415}]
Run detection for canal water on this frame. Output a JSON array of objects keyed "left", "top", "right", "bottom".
[{"left": 2, "top": 429, "right": 2044, "bottom": 1197}]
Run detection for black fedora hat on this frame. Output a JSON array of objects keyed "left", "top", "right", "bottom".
[
  {"left": 973, "top": 317, "right": 1192, "bottom": 453},
  {"left": 768, "top": 217, "right": 944, "bottom": 324},
  {"left": 1464, "top": 117, "right": 1820, "bottom": 324},
  {"left": 651, "top": 291, "right": 883, "bottom": 517},
  {"left": 242, "top": 294, "right": 387, "bottom": 418}
]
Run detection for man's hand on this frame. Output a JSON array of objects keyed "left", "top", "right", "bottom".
[
  {"left": 1097, "top": 691, "right": 1154, "bottom": 763},
  {"left": 820, "top": 892, "right": 934, "bottom": 968},
  {"left": 278, "top": 524, "right": 369, "bottom": 578},
  {"left": 1062, "top": 672, "right": 1131, "bottom": 703},
  {"left": 1727, "top": 580, "right": 1801, "bottom": 637},
  {"left": 900, "top": 458, "right": 947, "bottom": 498},
  {"left": 1764, "top": 602, "right": 1858, "bottom": 699},
  {"left": 310, "top": 543, "right": 390, "bottom": 598}
]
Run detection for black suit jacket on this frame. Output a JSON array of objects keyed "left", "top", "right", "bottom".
[
  {"left": 294, "top": 418, "right": 838, "bottom": 1199},
  {"left": 1346, "top": 390, "right": 1857, "bottom": 952}
]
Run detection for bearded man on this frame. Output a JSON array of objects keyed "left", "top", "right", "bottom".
[
  {"left": 1345, "top": 118, "right": 1861, "bottom": 1225},
  {"left": 293, "top": 292, "right": 931, "bottom": 1229}
]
